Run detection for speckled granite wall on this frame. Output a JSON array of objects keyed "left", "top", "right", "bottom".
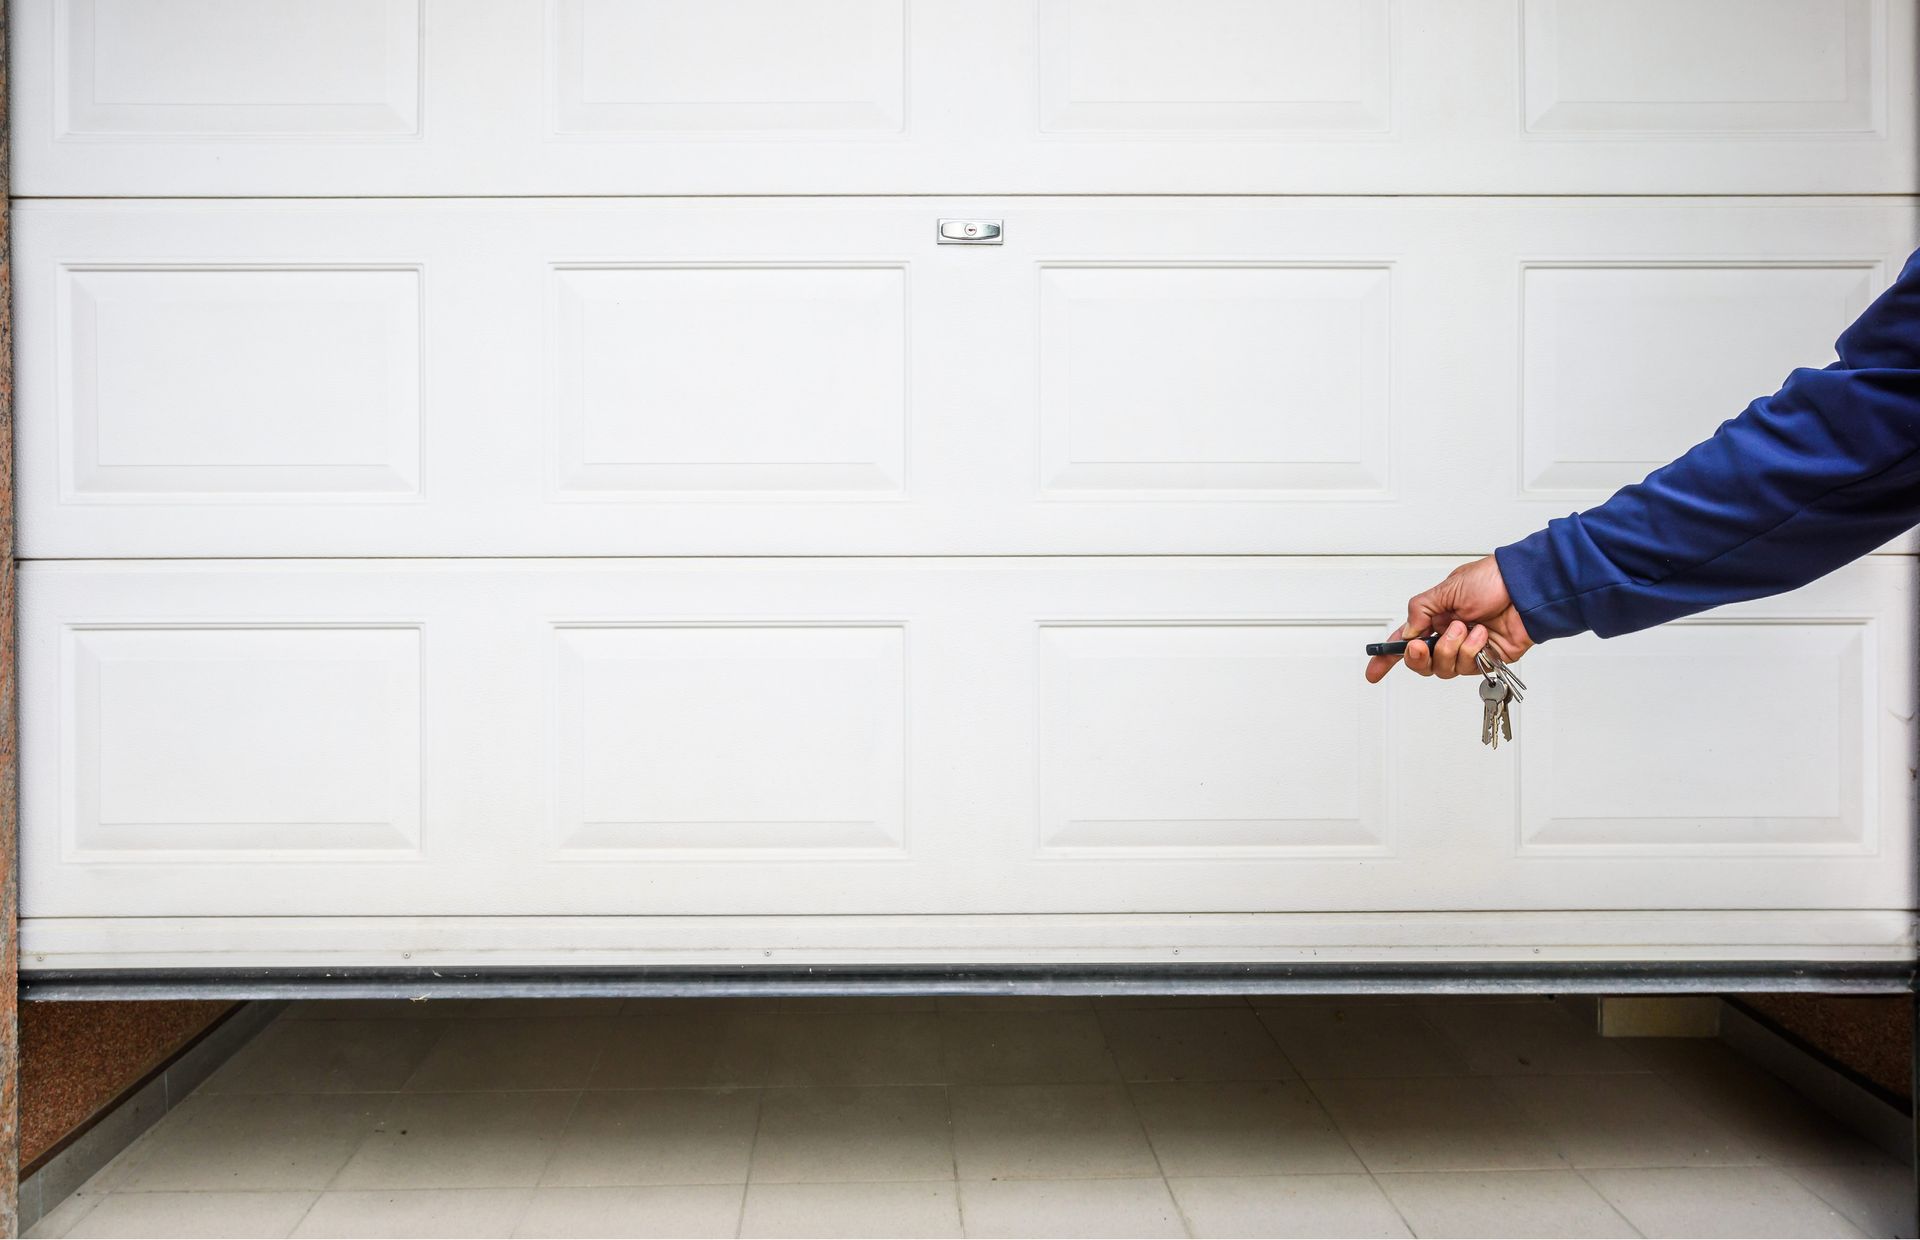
[
  {"left": 1739, "top": 995, "right": 1912, "bottom": 1103},
  {"left": 2, "top": 5, "right": 17, "bottom": 1230},
  {"left": 19, "top": 1003, "right": 232, "bottom": 1168}
]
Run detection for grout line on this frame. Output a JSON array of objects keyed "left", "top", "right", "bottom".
[
  {"left": 1570, "top": 1167, "right": 1647, "bottom": 1239},
  {"left": 734, "top": 1088, "right": 768, "bottom": 1239},
  {"left": 282, "top": 1188, "right": 324, "bottom": 1238},
  {"left": 1108, "top": 1063, "right": 1188, "bottom": 1237},
  {"left": 1775, "top": 1162, "right": 1905, "bottom": 1238},
  {"left": 1366, "top": 1168, "right": 1420, "bottom": 1238},
  {"left": 943, "top": 1084, "right": 966, "bottom": 1234},
  {"left": 532, "top": 1090, "right": 592, "bottom": 1193}
]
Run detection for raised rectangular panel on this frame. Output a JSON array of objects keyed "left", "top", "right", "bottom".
[
  {"left": 552, "top": 266, "right": 907, "bottom": 497},
  {"left": 553, "top": 625, "right": 907, "bottom": 854},
  {"left": 551, "top": 0, "right": 905, "bottom": 134},
  {"left": 63, "top": 267, "right": 421, "bottom": 500},
  {"left": 57, "top": 0, "right": 420, "bottom": 137},
  {"left": 1524, "top": 0, "right": 1883, "bottom": 134},
  {"left": 1039, "top": 265, "right": 1390, "bottom": 496},
  {"left": 1521, "top": 263, "right": 1874, "bottom": 493},
  {"left": 1038, "top": 0, "right": 1389, "bottom": 133},
  {"left": 1037, "top": 624, "right": 1388, "bottom": 854},
  {"left": 66, "top": 626, "right": 421, "bottom": 857},
  {"left": 1520, "top": 622, "right": 1870, "bottom": 854}
]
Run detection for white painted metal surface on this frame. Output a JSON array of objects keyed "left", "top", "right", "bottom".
[
  {"left": 13, "top": 0, "right": 1918, "bottom": 969},
  {"left": 15, "top": 199, "right": 1920, "bottom": 559},
  {"left": 11, "top": 1, "right": 1915, "bottom": 196}
]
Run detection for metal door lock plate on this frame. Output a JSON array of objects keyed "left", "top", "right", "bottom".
[{"left": 937, "top": 218, "right": 1003, "bottom": 244}]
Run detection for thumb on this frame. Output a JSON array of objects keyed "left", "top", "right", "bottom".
[{"left": 1401, "top": 591, "right": 1440, "bottom": 640}]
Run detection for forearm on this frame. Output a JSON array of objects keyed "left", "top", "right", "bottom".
[{"left": 1496, "top": 251, "right": 1920, "bottom": 642}]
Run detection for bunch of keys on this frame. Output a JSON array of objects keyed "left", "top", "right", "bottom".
[
  {"left": 1475, "top": 648, "right": 1524, "bottom": 749},
  {"left": 1363, "top": 636, "right": 1527, "bottom": 750}
]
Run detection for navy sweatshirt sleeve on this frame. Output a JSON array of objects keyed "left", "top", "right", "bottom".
[{"left": 1494, "top": 247, "right": 1920, "bottom": 642}]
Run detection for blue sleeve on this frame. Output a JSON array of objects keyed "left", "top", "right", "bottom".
[{"left": 1494, "top": 248, "right": 1920, "bottom": 642}]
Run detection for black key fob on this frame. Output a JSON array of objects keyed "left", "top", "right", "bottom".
[{"left": 1365, "top": 635, "right": 1440, "bottom": 658}]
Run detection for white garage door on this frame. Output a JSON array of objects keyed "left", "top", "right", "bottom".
[{"left": 14, "top": 0, "right": 1919, "bottom": 971}]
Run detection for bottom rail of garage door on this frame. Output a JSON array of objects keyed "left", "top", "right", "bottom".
[{"left": 20, "top": 960, "right": 1916, "bottom": 1001}]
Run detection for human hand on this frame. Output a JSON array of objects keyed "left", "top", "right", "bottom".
[{"left": 1365, "top": 555, "right": 1534, "bottom": 683}]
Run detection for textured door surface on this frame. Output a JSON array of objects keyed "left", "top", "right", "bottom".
[{"left": 14, "top": 0, "right": 1918, "bottom": 969}]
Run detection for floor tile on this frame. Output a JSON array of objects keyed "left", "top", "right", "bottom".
[
  {"left": 441, "top": 999, "right": 627, "bottom": 1019},
  {"left": 1375, "top": 1170, "right": 1638, "bottom": 1238},
  {"left": 938, "top": 1012, "right": 1119, "bottom": 1085},
  {"left": 539, "top": 1088, "right": 760, "bottom": 1187},
  {"left": 1258, "top": 1003, "right": 1468, "bottom": 1079},
  {"left": 779, "top": 996, "right": 940, "bottom": 1012},
  {"left": 1584, "top": 1165, "right": 1866, "bottom": 1238},
  {"left": 1129, "top": 1080, "right": 1361, "bottom": 1178},
  {"left": 1497, "top": 1072, "right": 1763, "bottom": 1169},
  {"left": 1614, "top": 1034, "right": 1747, "bottom": 1077},
  {"left": 512, "top": 1186, "right": 744, "bottom": 1239},
  {"left": 1661, "top": 1058, "right": 1895, "bottom": 1166},
  {"left": 206, "top": 1020, "right": 445, "bottom": 1095},
  {"left": 115, "top": 1094, "right": 385, "bottom": 1192},
  {"left": 1309, "top": 1077, "right": 1568, "bottom": 1174},
  {"left": 590, "top": 1013, "right": 770, "bottom": 1089},
  {"left": 1099, "top": 1008, "right": 1295, "bottom": 1083},
  {"left": 958, "top": 1178, "right": 1185, "bottom": 1239},
  {"left": 282, "top": 1001, "right": 463, "bottom": 1021},
  {"left": 620, "top": 997, "right": 785, "bottom": 1016},
  {"left": 62, "top": 1191, "right": 318, "bottom": 1238},
  {"left": 290, "top": 1187, "right": 531, "bottom": 1237},
  {"left": 331, "top": 1091, "right": 577, "bottom": 1190},
  {"left": 741, "top": 1181, "right": 962, "bottom": 1238},
  {"left": 758, "top": 1012, "right": 946, "bottom": 1087},
  {"left": 1417, "top": 1002, "right": 1642, "bottom": 1076},
  {"left": 948, "top": 1084, "right": 1158, "bottom": 1181},
  {"left": 25, "top": 1189, "right": 104, "bottom": 1239},
  {"left": 1092, "top": 995, "right": 1252, "bottom": 1010},
  {"left": 936, "top": 996, "right": 1092, "bottom": 1012},
  {"left": 1167, "top": 1174, "right": 1411, "bottom": 1239},
  {"left": 401, "top": 1018, "right": 614, "bottom": 1092},
  {"left": 750, "top": 1086, "right": 955, "bottom": 1184},
  {"left": 1782, "top": 1161, "right": 1918, "bottom": 1239},
  {"left": 1246, "top": 995, "right": 1431, "bottom": 1010}
]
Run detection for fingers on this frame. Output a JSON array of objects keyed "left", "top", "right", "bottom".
[
  {"left": 1458, "top": 624, "right": 1491, "bottom": 677},
  {"left": 1365, "top": 623, "right": 1407, "bottom": 683},
  {"left": 1403, "top": 632, "right": 1432, "bottom": 676},
  {"left": 1401, "top": 592, "right": 1439, "bottom": 642},
  {"left": 1431, "top": 619, "right": 1468, "bottom": 679}
]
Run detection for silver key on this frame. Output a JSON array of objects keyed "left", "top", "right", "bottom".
[
  {"left": 1478, "top": 677, "right": 1507, "bottom": 748},
  {"left": 1474, "top": 648, "right": 1526, "bottom": 702}
]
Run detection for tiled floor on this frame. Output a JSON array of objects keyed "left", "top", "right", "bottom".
[{"left": 26, "top": 996, "right": 1912, "bottom": 1239}]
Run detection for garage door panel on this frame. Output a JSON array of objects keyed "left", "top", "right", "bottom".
[
  {"left": 63, "top": 264, "right": 422, "bottom": 501},
  {"left": 1036, "top": 0, "right": 1392, "bottom": 135},
  {"left": 1522, "top": 0, "right": 1882, "bottom": 135},
  {"left": 552, "top": 264, "right": 908, "bottom": 499},
  {"left": 1035, "top": 622, "right": 1390, "bottom": 854},
  {"left": 1036, "top": 263, "right": 1391, "bottom": 498},
  {"left": 65, "top": 624, "right": 423, "bottom": 859},
  {"left": 19, "top": 199, "right": 1917, "bottom": 558},
  {"left": 550, "top": 0, "right": 906, "bottom": 136},
  {"left": 15, "top": 0, "right": 1916, "bottom": 195},
  {"left": 552, "top": 623, "right": 909, "bottom": 858},
  {"left": 1520, "top": 262, "right": 1881, "bottom": 497},
  {"left": 56, "top": 0, "right": 422, "bottom": 139},
  {"left": 22, "top": 558, "right": 1911, "bottom": 920},
  {"left": 1520, "top": 623, "right": 1872, "bottom": 855}
]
